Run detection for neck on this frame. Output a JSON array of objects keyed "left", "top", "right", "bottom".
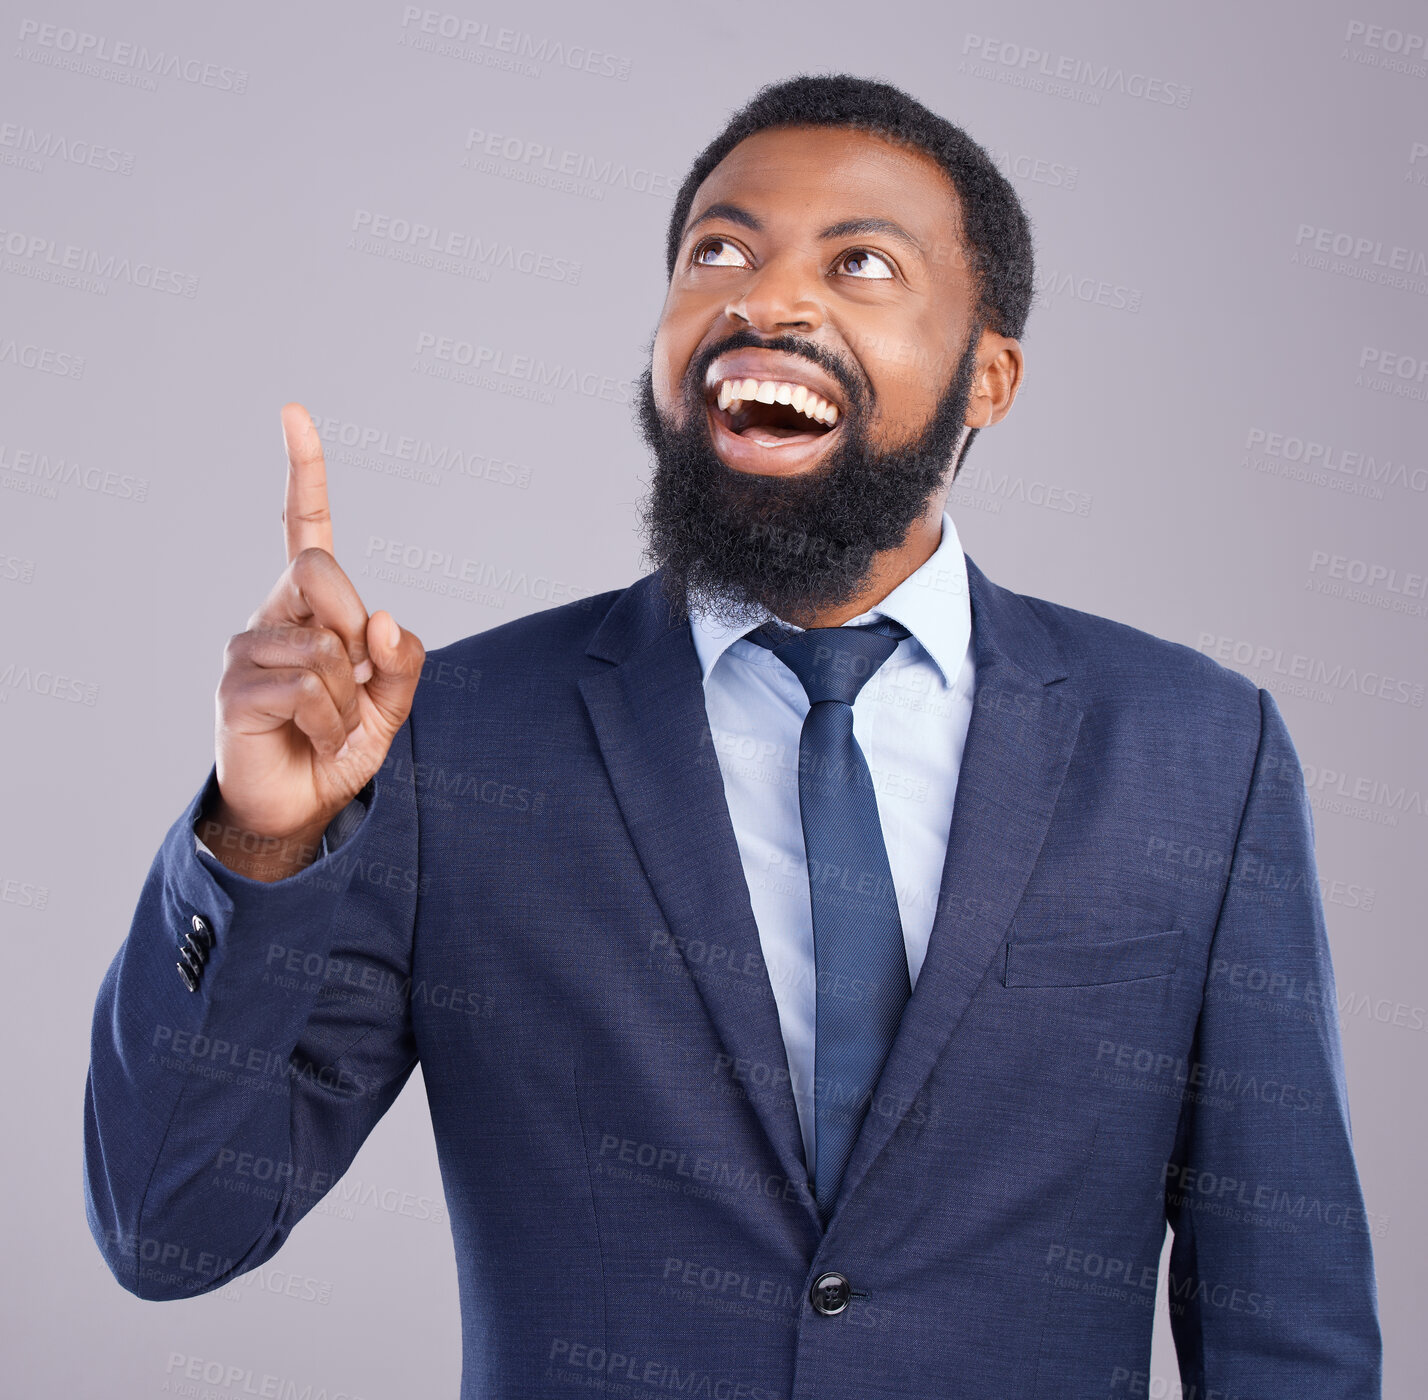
[{"left": 779, "top": 496, "right": 946, "bottom": 629}]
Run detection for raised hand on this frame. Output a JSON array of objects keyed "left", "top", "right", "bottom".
[{"left": 199, "top": 403, "right": 425, "bottom": 879}]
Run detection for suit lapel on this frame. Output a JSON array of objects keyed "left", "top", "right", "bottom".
[
  {"left": 576, "top": 555, "right": 1085, "bottom": 1233},
  {"left": 833, "top": 553, "right": 1085, "bottom": 1214},
  {"left": 578, "top": 579, "right": 818, "bottom": 1227}
]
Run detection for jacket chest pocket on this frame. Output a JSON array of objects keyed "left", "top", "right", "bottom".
[{"left": 1002, "top": 895, "right": 1185, "bottom": 988}]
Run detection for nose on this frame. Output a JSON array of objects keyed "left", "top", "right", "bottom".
[{"left": 725, "top": 253, "right": 825, "bottom": 334}]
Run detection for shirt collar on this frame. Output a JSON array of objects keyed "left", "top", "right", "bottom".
[{"left": 687, "top": 509, "right": 972, "bottom": 689}]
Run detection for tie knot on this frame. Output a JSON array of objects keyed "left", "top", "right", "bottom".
[{"left": 745, "top": 616, "right": 910, "bottom": 706}]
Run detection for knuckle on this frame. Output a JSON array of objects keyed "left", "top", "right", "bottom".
[
  {"left": 312, "top": 627, "right": 350, "bottom": 667},
  {"left": 241, "top": 623, "right": 280, "bottom": 657},
  {"left": 223, "top": 631, "right": 253, "bottom": 666},
  {"left": 291, "top": 545, "right": 333, "bottom": 577},
  {"left": 216, "top": 665, "right": 253, "bottom": 711}
]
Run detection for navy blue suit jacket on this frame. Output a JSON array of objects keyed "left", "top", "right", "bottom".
[{"left": 84, "top": 554, "right": 1381, "bottom": 1398}]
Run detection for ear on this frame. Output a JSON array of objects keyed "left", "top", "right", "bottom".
[{"left": 965, "top": 331, "right": 1024, "bottom": 429}]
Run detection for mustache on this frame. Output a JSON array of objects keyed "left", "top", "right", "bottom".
[{"left": 687, "top": 329, "right": 870, "bottom": 417}]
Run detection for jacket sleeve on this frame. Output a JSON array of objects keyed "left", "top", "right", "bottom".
[
  {"left": 1164, "top": 687, "right": 1382, "bottom": 1397},
  {"left": 83, "top": 715, "right": 422, "bottom": 1300}
]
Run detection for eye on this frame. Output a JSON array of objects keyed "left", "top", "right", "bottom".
[
  {"left": 836, "top": 247, "right": 895, "bottom": 280},
  {"left": 690, "top": 236, "right": 751, "bottom": 268}
]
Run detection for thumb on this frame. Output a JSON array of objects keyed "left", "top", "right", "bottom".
[
  {"left": 378, "top": 610, "right": 401, "bottom": 654},
  {"left": 361, "top": 609, "right": 423, "bottom": 731}
]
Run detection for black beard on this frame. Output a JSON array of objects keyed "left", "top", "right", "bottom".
[{"left": 634, "top": 326, "right": 979, "bottom": 628}]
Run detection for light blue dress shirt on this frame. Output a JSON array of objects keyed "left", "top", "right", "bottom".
[{"left": 687, "top": 509, "right": 976, "bottom": 1169}]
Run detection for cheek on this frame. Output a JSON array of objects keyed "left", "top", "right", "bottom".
[
  {"left": 865, "top": 354, "right": 942, "bottom": 436},
  {"left": 650, "top": 316, "right": 692, "bottom": 410},
  {"left": 850, "top": 310, "right": 956, "bottom": 431}
]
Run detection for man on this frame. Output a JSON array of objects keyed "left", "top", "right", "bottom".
[{"left": 84, "top": 73, "right": 1381, "bottom": 1398}]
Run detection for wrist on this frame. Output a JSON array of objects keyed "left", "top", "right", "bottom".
[{"left": 195, "top": 803, "right": 329, "bottom": 881}]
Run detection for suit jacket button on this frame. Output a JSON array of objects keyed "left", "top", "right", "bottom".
[
  {"left": 177, "top": 960, "right": 199, "bottom": 992},
  {"left": 191, "top": 914, "right": 214, "bottom": 951},
  {"left": 810, "top": 1272, "right": 852, "bottom": 1316}
]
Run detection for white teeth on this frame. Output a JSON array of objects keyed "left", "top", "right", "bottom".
[{"left": 714, "top": 376, "right": 837, "bottom": 425}]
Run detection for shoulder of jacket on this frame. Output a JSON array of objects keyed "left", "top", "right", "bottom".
[
  {"left": 421, "top": 587, "right": 626, "bottom": 670},
  {"left": 1016, "top": 587, "right": 1261, "bottom": 717}
]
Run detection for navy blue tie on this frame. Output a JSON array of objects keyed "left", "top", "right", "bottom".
[{"left": 745, "top": 615, "right": 913, "bottom": 1219}]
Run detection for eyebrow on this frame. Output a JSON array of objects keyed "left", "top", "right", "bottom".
[{"left": 681, "top": 202, "right": 926, "bottom": 257}]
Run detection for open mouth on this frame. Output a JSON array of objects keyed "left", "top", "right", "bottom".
[{"left": 703, "top": 376, "right": 843, "bottom": 470}]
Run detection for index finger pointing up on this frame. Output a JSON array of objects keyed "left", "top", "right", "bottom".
[{"left": 281, "top": 402, "right": 334, "bottom": 564}]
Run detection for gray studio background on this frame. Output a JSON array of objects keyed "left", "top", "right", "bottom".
[{"left": 2, "top": 2, "right": 1423, "bottom": 1395}]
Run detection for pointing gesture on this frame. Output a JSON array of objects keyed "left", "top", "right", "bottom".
[
  {"left": 202, "top": 403, "right": 425, "bottom": 880},
  {"left": 282, "top": 400, "right": 336, "bottom": 561}
]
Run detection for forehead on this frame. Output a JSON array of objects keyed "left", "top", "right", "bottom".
[{"left": 685, "top": 124, "right": 965, "bottom": 255}]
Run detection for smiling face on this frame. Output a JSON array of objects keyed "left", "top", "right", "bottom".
[
  {"left": 636, "top": 122, "right": 1021, "bottom": 626},
  {"left": 652, "top": 123, "right": 993, "bottom": 475}
]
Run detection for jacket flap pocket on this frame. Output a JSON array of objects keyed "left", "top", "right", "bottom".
[{"left": 1002, "top": 928, "right": 1184, "bottom": 988}]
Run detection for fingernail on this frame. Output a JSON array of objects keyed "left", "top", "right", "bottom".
[{"left": 354, "top": 658, "right": 374, "bottom": 684}]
